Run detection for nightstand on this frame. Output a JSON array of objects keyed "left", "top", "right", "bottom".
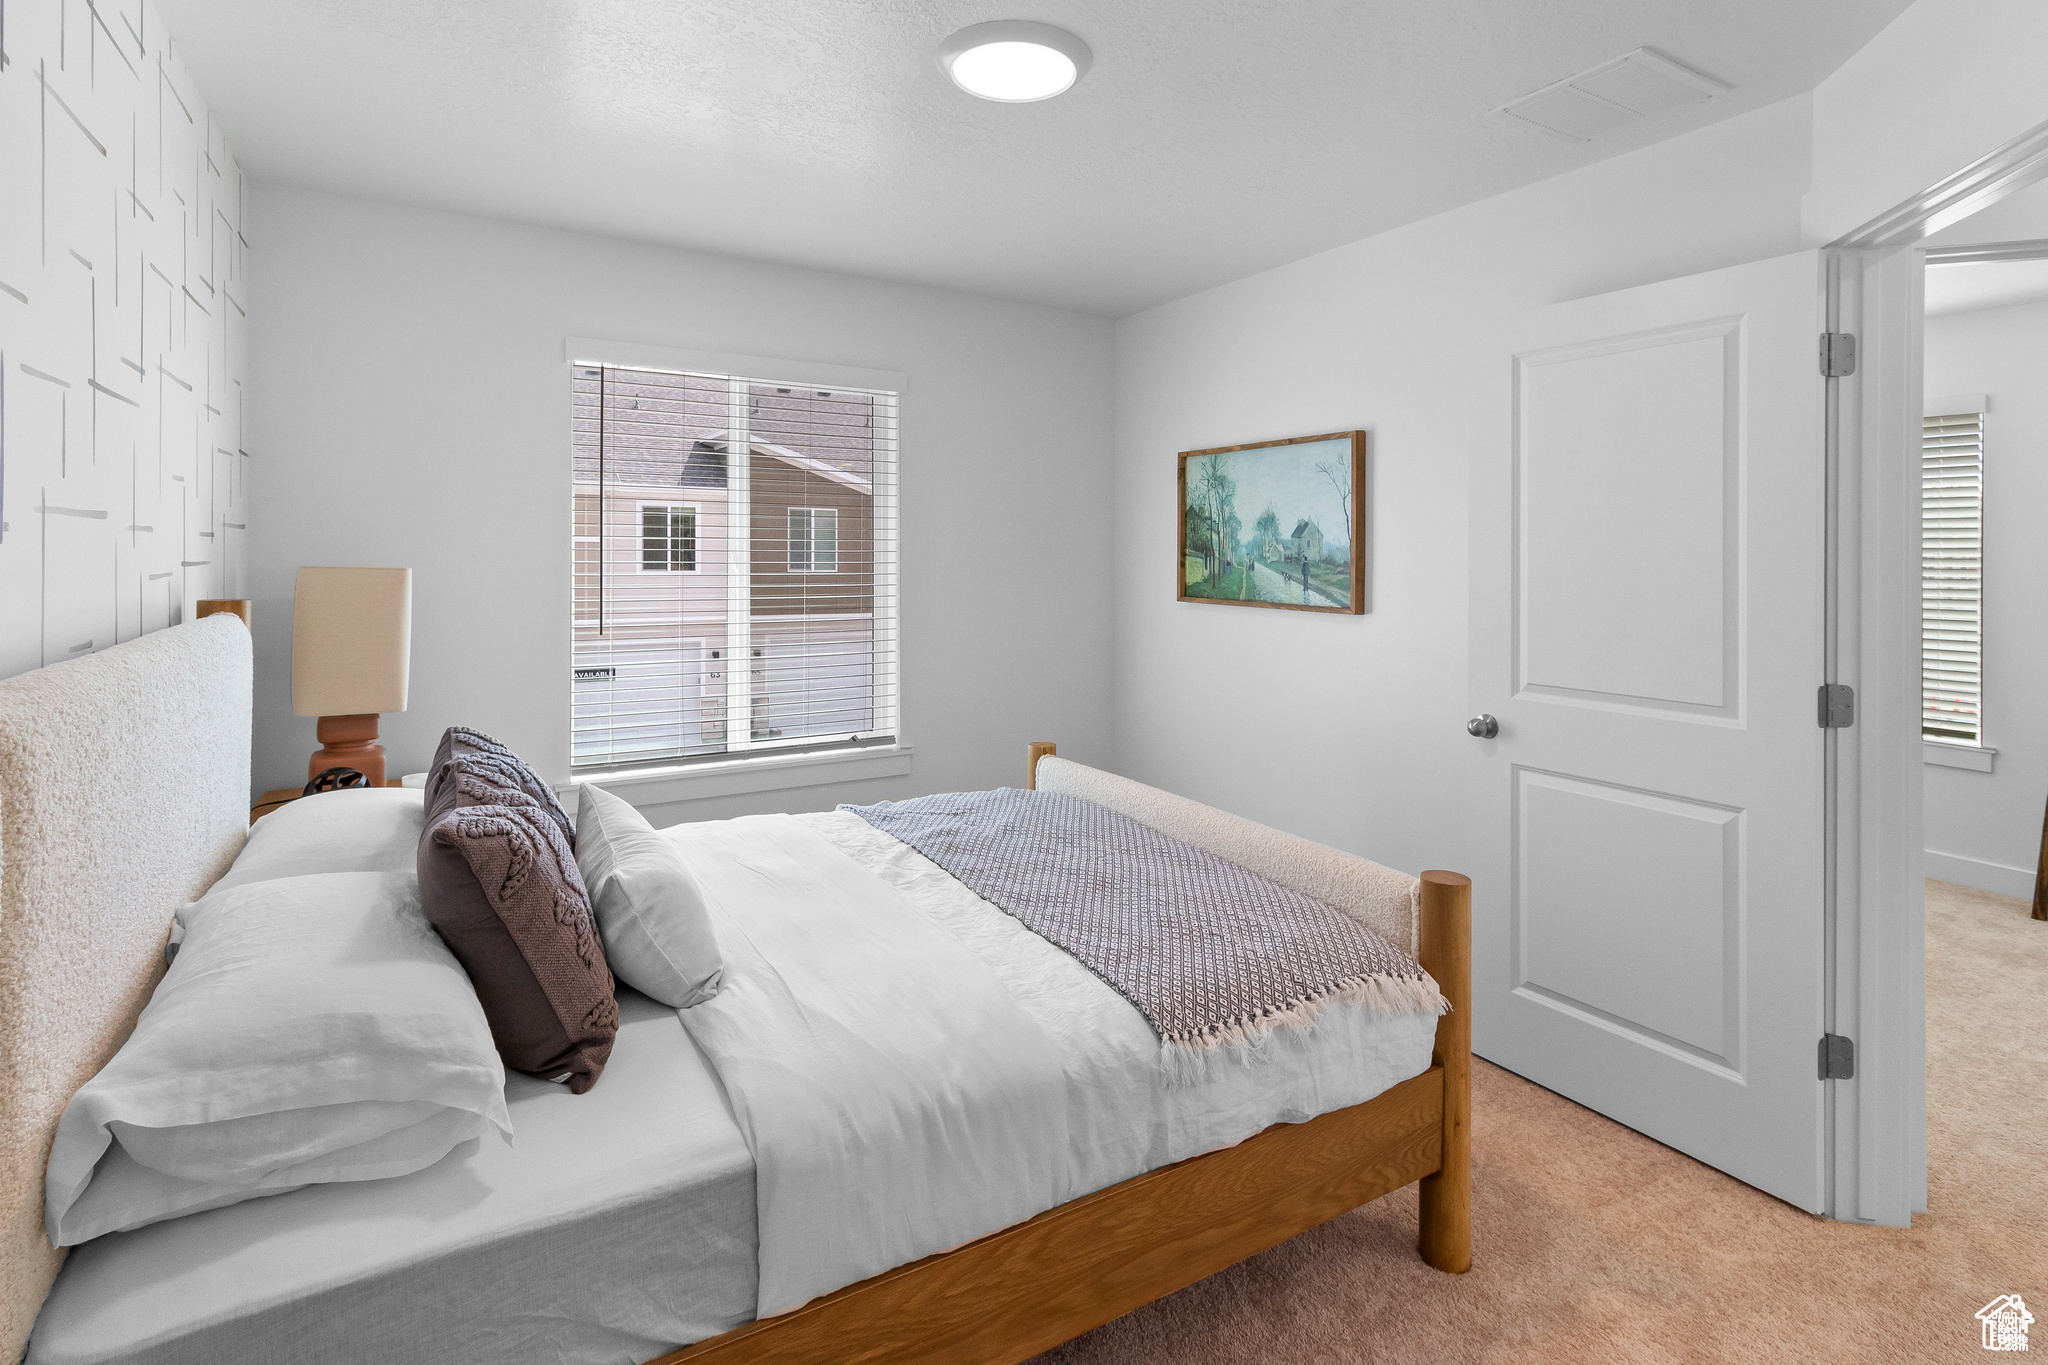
[{"left": 251, "top": 782, "right": 403, "bottom": 825}]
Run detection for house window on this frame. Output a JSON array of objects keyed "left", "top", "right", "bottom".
[
  {"left": 571, "top": 362, "right": 898, "bottom": 771},
  {"left": 640, "top": 504, "right": 698, "bottom": 572},
  {"left": 1922, "top": 406, "right": 1985, "bottom": 745},
  {"left": 788, "top": 508, "right": 838, "bottom": 572}
]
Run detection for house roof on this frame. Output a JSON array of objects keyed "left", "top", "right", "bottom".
[
  {"left": 573, "top": 367, "right": 877, "bottom": 495},
  {"left": 1291, "top": 518, "right": 1321, "bottom": 539}
]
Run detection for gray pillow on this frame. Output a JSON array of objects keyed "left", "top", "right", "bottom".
[{"left": 574, "top": 785, "right": 724, "bottom": 1008}]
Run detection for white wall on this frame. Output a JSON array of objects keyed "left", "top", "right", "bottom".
[
  {"left": 1922, "top": 297, "right": 2048, "bottom": 897},
  {"left": 1109, "top": 96, "right": 1815, "bottom": 880},
  {"left": 0, "top": 1, "right": 248, "bottom": 682},
  {"left": 246, "top": 185, "right": 1113, "bottom": 820},
  {"left": 1806, "top": 0, "right": 2048, "bottom": 243}
]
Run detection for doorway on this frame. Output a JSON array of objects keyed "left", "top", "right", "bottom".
[
  {"left": 1892, "top": 186, "right": 2048, "bottom": 1251},
  {"left": 1820, "top": 115, "right": 2048, "bottom": 1224},
  {"left": 1916, "top": 183, "right": 2048, "bottom": 900}
]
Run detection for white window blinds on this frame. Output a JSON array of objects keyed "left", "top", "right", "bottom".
[
  {"left": 571, "top": 363, "right": 899, "bottom": 771},
  {"left": 1922, "top": 410, "right": 1984, "bottom": 744}
]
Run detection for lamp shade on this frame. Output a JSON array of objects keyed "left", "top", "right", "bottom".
[{"left": 291, "top": 567, "right": 412, "bottom": 717}]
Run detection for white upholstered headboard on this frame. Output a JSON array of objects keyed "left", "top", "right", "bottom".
[
  {"left": 1032, "top": 754, "right": 1420, "bottom": 956},
  {"left": 0, "top": 617, "right": 251, "bottom": 1363}
]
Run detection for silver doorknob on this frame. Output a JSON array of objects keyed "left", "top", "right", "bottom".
[{"left": 1467, "top": 714, "right": 1499, "bottom": 739}]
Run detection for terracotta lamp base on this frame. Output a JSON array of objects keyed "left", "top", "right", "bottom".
[{"left": 310, "top": 713, "right": 386, "bottom": 787}]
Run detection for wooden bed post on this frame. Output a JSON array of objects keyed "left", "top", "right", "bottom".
[
  {"left": 1027, "top": 741, "right": 1057, "bottom": 790},
  {"left": 196, "top": 599, "right": 252, "bottom": 628},
  {"left": 2032, "top": 791, "right": 2048, "bottom": 920},
  {"left": 1416, "top": 869, "right": 1472, "bottom": 1274}
]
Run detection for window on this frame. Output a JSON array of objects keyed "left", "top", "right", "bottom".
[
  {"left": 570, "top": 362, "right": 898, "bottom": 771},
  {"left": 1922, "top": 407, "right": 1985, "bottom": 744},
  {"left": 788, "top": 508, "right": 838, "bottom": 573},
  {"left": 640, "top": 504, "right": 698, "bottom": 572}
]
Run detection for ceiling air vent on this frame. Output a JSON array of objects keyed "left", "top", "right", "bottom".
[{"left": 1495, "top": 48, "right": 1731, "bottom": 143}]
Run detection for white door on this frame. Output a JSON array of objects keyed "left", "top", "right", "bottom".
[{"left": 1469, "top": 250, "right": 1828, "bottom": 1211}]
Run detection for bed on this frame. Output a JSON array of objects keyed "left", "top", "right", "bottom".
[{"left": 0, "top": 619, "right": 1469, "bottom": 1365}]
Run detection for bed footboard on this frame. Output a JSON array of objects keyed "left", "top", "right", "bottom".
[{"left": 1030, "top": 740, "right": 1473, "bottom": 1276}]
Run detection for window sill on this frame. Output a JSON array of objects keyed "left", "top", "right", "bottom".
[
  {"left": 560, "top": 745, "right": 914, "bottom": 809},
  {"left": 1924, "top": 740, "right": 1995, "bottom": 772}
]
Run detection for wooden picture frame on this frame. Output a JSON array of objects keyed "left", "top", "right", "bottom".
[{"left": 1178, "top": 430, "right": 1366, "bottom": 614}]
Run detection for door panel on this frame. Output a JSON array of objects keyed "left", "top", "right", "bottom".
[
  {"left": 1471, "top": 250, "right": 1825, "bottom": 1212},
  {"left": 1516, "top": 770, "right": 1741, "bottom": 1069},
  {"left": 1518, "top": 320, "right": 1740, "bottom": 716}
]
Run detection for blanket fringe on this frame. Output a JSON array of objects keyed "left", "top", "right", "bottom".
[{"left": 1157, "top": 971, "right": 1450, "bottom": 1085}]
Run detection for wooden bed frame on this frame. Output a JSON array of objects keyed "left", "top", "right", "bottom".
[{"left": 649, "top": 743, "right": 1472, "bottom": 1365}]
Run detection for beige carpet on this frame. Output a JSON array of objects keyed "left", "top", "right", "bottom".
[{"left": 1035, "top": 879, "right": 2045, "bottom": 1364}]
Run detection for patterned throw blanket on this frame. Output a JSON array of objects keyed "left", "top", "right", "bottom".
[{"left": 845, "top": 788, "right": 1446, "bottom": 1058}]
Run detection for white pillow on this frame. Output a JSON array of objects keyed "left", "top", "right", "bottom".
[
  {"left": 213, "top": 787, "right": 425, "bottom": 891},
  {"left": 45, "top": 870, "right": 509, "bottom": 1246},
  {"left": 574, "top": 784, "right": 724, "bottom": 1008}
]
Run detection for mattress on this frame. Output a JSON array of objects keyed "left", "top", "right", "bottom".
[{"left": 27, "top": 990, "right": 757, "bottom": 1365}]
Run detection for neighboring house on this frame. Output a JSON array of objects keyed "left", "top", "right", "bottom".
[
  {"left": 1289, "top": 518, "right": 1324, "bottom": 564},
  {"left": 748, "top": 440, "right": 875, "bottom": 620}
]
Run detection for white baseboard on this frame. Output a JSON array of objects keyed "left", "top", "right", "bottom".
[{"left": 1924, "top": 848, "right": 2036, "bottom": 900}]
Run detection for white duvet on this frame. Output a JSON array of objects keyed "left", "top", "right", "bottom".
[{"left": 669, "top": 810, "right": 1440, "bottom": 1319}]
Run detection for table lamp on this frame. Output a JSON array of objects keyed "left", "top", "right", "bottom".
[{"left": 292, "top": 567, "right": 412, "bottom": 787}]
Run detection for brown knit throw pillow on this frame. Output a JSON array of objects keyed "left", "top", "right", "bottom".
[
  {"left": 417, "top": 729, "right": 616, "bottom": 1090},
  {"left": 423, "top": 726, "right": 574, "bottom": 845}
]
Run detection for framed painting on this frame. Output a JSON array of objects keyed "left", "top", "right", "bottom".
[{"left": 1178, "top": 431, "right": 1365, "bottom": 614}]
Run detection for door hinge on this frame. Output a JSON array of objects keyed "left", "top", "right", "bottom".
[
  {"left": 1819, "top": 332, "right": 1858, "bottom": 377},
  {"left": 1817, "top": 683, "right": 1855, "bottom": 728},
  {"left": 1819, "top": 1033, "right": 1856, "bottom": 1080}
]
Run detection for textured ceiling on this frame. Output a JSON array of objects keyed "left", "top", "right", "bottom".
[{"left": 157, "top": 0, "right": 1914, "bottom": 316}]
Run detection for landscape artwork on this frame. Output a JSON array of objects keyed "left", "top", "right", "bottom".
[{"left": 1178, "top": 431, "right": 1365, "bottom": 614}]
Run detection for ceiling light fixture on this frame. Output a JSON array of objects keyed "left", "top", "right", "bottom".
[{"left": 939, "top": 21, "right": 1091, "bottom": 103}]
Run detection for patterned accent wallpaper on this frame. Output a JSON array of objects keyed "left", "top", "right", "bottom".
[{"left": 0, "top": 0, "right": 246, "bottom": 681}]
